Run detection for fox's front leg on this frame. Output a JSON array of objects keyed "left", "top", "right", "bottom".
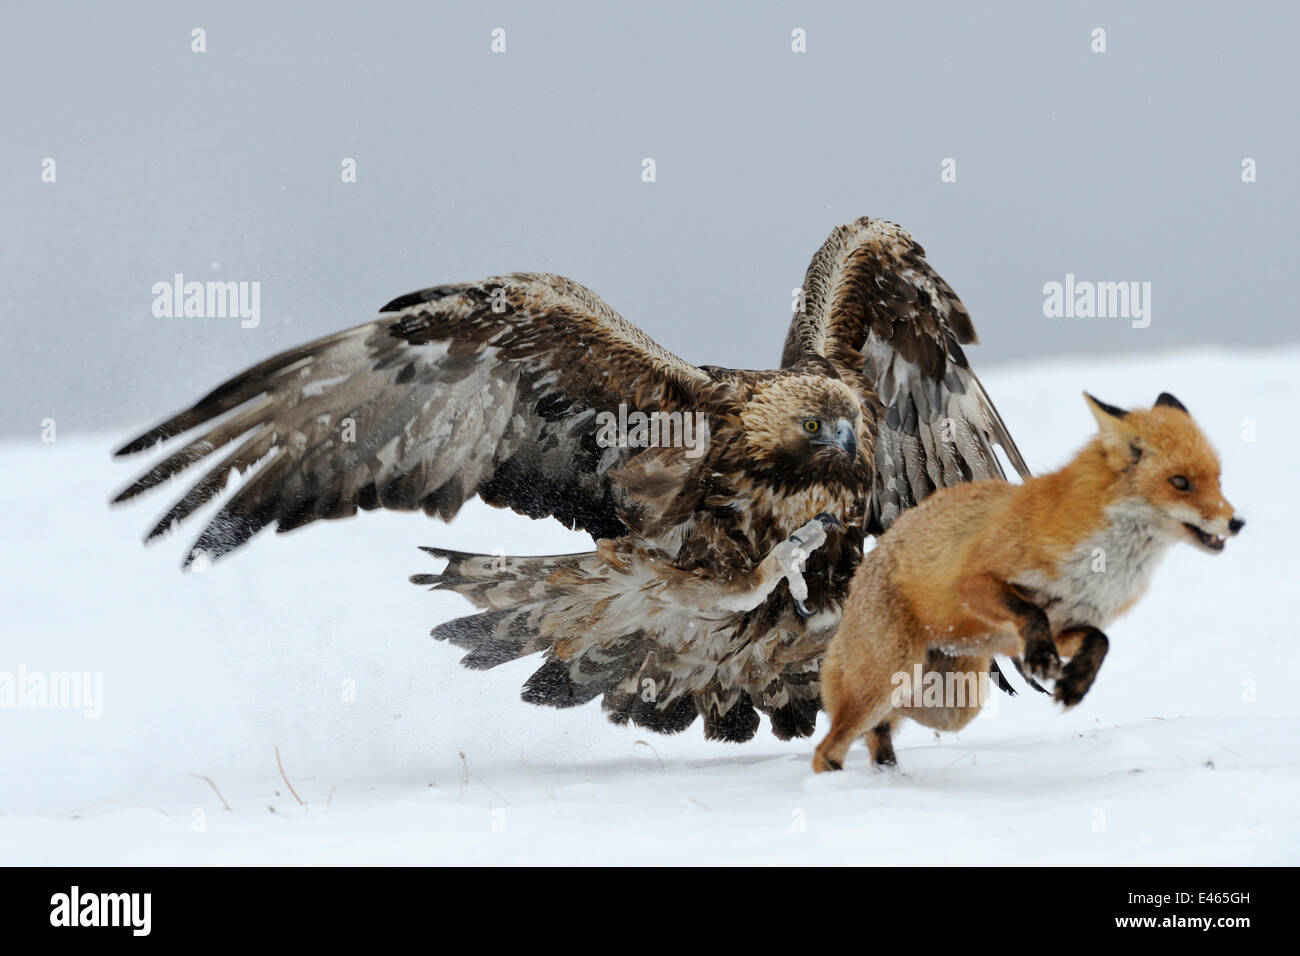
[
  {"left": 999, "top": 584, "right": 1063, "bottom": 683},
  {"left": 1052, "top": 625, "right": 1109, "bottom": 707},
  {"left": 955, "top": 575, "right": 1063, "bottom": 683}
]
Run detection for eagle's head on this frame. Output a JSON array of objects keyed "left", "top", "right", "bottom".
[{"left": 737, "top": 374, "right": 865, "bottom": 486}]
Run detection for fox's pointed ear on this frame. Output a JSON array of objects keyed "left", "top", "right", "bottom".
[
  {"left": 1154, "top": 392, "right": 1189, "bottom": 414},
  {"left": 1084, "top": 392, "right": 1139, "bottom": 463},
  {"left": 1083, "top": 392, "right": 1129, "bottom": 423}
]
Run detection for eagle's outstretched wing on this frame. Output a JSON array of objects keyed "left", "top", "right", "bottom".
[
  {"left": 781, "top": 216, "right": 1030, "bottom": 532},
  {"left": 114, "top": 274, "right": 712, "bottom": 565}
]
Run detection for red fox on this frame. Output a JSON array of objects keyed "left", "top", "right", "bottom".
[{"left": 812, "top": 392, "right": 1243, "bottom": 772}]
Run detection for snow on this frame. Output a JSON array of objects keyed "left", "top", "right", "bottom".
[{"left": 2, "top": 346, "right": 1298, "bottom": 865}]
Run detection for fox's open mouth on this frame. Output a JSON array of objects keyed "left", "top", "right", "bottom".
[{"left": 1183, "top": 522, "right": 1226, "bottom": 552}]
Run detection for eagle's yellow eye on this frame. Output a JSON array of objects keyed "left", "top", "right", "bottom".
[{"left": 803, "top": 419, "right": 820, "bottom": 434}]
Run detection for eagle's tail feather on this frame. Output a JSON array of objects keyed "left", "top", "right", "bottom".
[
  {"left": 413, "top": 547, "right": 702, "bottom": 734},
  {"left": 414, "top": 547, "right": 577, "bottom": 668},
  {"left": 411, "top": 546, "right": 587, "bottom": 610}
]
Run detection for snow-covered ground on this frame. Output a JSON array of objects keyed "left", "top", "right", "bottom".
[{"left": 2, "top": 347, "right": 1298, "bottom": 865}]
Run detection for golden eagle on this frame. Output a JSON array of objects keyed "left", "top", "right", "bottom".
[{"left": 114, "top": 217, "right": 1028, "bottom": 741}]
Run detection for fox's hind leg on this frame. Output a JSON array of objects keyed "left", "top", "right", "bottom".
[
  {"left": 813, "top": 551, "right": 916, "bottom": 773},
  {"left": 813, "top": 696, "right": 893, "bottom": 772},
  {"left": 866, "top": 719, "right": 899, "bottom": 768},
  {"left": 812, "top": 640, "right": 899, "bottom": 772},
  {"left": 1052, "top": 626, "right": 1109, "bottom": 707},
  {"left": 812, "top": 642, "right": 904, "bottom": 772}
]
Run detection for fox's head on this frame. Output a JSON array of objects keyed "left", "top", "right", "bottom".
[{"left": 1084, "top": 391, "right": 1244, "bottom": 554}]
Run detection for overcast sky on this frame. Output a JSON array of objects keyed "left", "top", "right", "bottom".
[{"left": 3, "top": 0, "right": 1296, "bottom": 440}]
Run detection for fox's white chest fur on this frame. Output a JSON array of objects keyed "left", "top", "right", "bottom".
[{"left": 1014, "top": 498, "right": 1174, "bottom": 632}]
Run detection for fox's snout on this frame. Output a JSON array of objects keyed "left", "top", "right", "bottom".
[
  {"left": 1180, "top": 499, "right": 1244, "bottom": 554},
  {"left": 1207, "top": 499, "right": 1242, "bottom": 537}
]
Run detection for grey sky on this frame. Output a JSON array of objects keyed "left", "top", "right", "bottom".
[{"left": 3, "top": 0, "right": 1296, "bottom": 439}]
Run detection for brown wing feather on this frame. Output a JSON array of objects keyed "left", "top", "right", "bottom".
[
  {"left": 782, "top": 217, "right": 1029, "bottom": 531},
  {"left": 113, "top": 273, "right": 712, "bottom": 565}
]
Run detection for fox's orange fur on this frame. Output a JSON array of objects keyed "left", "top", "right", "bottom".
[{"left": 813, "top": 392, "right": 1243, "bottom": 773}]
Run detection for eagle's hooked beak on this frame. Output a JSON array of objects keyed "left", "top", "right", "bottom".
[{"left": 818, "top": 418, "right": 857, "bottom": 459}]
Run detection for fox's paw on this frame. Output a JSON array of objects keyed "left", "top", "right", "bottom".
[
  {"left": 811, "top": 752, "right": 843, "bottom": 773},
  {"left": 869, "top": 724, "right": 897, "bottom": 768},
  {"left": 1023, "top": 642, "right": 1064, "bottom": 683},
  {"left": 1054, "top": 662, "right": 1100, "bottom": 709},
  {"left": 1054, "top": 680, "right": 1085, "bottom": 709},
  {"left": 1052, "top": 628, "right": 1108, "bottom": 709}
]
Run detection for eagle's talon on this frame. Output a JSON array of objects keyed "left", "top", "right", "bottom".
[
  {"left": 816, "top": 512, "right": 843, "bottom": 530},
  {"left": 786, "top": 516, "right": 829, "bottom": 555},
  {"left": 794, "top": 598, "right": 814, "bottom": 618}
]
